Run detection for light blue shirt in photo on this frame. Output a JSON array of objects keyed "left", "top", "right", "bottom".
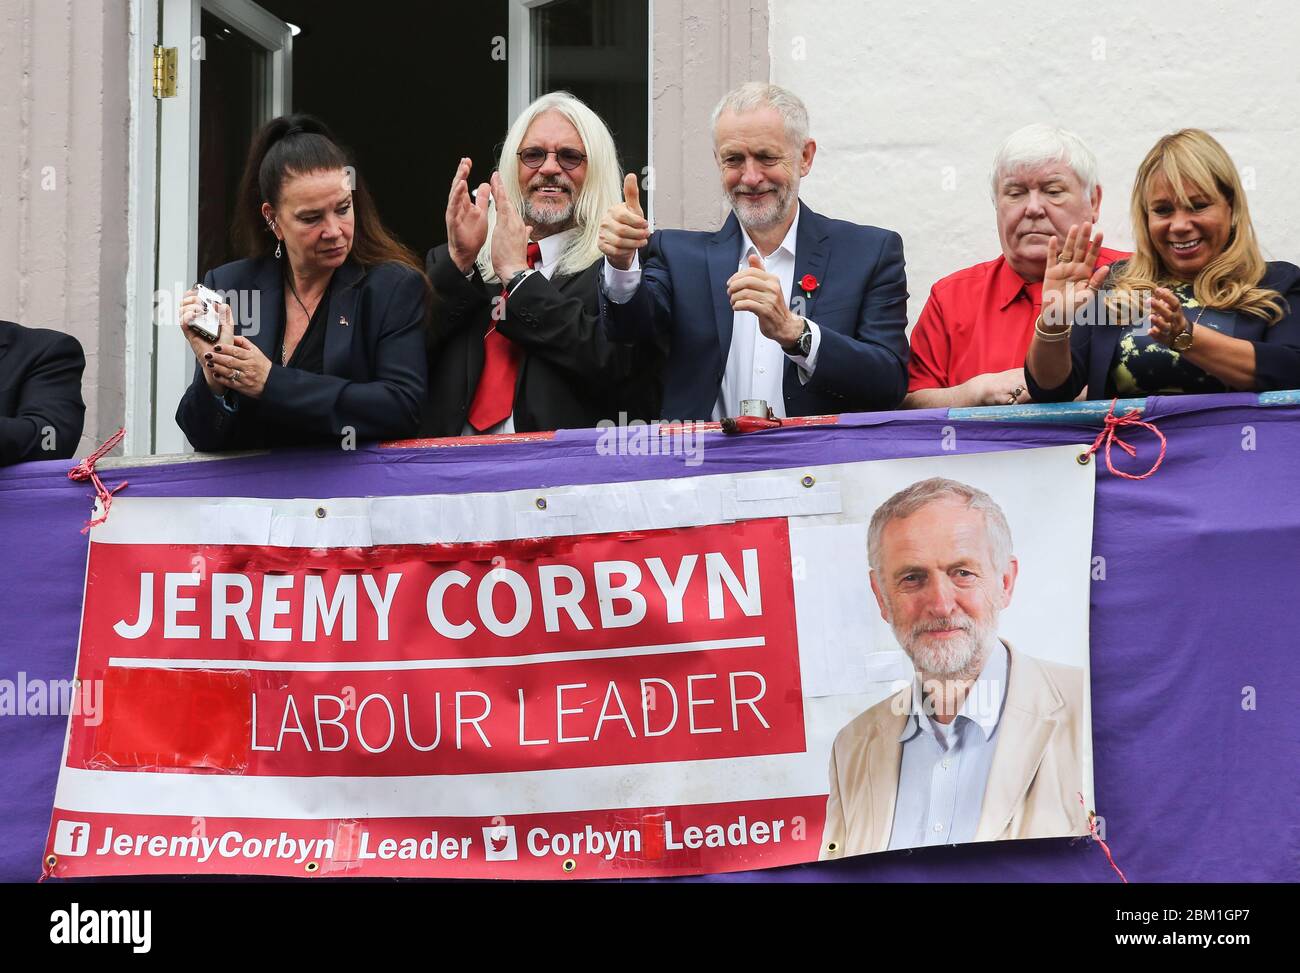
[{"left": 887, "top": 641, "right": 1009, "bottom": 851}]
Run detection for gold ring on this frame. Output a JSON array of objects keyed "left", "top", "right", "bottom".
[{"left": 232, "top": 369, "right": 242, "bottom": 382}]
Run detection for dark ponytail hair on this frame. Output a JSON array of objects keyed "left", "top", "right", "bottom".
[{"left": 232, "top": 113, "right": 424, "bottom": 277}]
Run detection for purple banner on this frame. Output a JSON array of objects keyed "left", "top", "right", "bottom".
[{"left": 2, "top": 396, "right": 1296, "bottom": 882}]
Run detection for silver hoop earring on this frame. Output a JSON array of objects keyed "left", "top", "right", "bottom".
[{"left": 275, "top": 240, "right": 282, "bottom": 259}]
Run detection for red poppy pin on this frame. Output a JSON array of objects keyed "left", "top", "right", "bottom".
[{"left": 799, "top": 274, "right": 819, "bottom": 298}]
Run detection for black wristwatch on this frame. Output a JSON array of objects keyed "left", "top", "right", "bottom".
[
  {"left": 505, "top": 268, "right": 533, "bottom": 296},
  {"left": 784, "top": 319, "right": 813, "bottom": 357}
]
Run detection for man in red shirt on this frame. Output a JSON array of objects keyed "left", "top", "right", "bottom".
[{"left": 905, "top": 124, "right": 1126, "bottom": 407}]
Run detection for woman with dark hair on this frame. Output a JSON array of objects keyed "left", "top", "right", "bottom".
[{"left": 175, "top": 114, "right": 430, "bottom": 451}]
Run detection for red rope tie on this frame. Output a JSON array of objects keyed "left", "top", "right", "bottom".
[
  {"left": 1084, "top": 399, "right": 1167, "bottom": 479},
  {"left": 67, "top": 427, "right": 128, "bottom": 533},
  {"left": 1078, "top": 793, "right": 1128, "bottom": 883}
]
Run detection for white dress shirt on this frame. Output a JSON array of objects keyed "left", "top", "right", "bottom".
[
  {"left": 463, "top": 228, "right": 578, "bottom": 437},
  {"left": 886, "top": 640, "right": 1009, "bottom": 851},
  {"left": 603, "top": 205, "right": 821, "bottom": 419}
]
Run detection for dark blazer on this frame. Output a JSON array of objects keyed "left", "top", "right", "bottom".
[
  {"left": 421, "top": 244, "right": 661, "bottom": 436},
  {"left": 1025, "top": 260, "right": 1300, "bottom": 401},
  {"left": 599, "top": 202, "right": 910, "bottom": 419},
  {"left": 0, "top": 320, "right": 85, "bottom": 465},
  {"left": 176, "top": 256, "right": 429, "bottom": 451}
]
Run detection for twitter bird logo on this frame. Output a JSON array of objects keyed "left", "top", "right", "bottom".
[{"left": 483, "top": 824, "right": 518, "bottom": 862}]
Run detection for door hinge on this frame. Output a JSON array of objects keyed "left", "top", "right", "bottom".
[{"left": 153, "top": 46, "right": 178, "bottom": 99}]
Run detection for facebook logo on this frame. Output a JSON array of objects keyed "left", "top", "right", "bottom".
[{"left": 53, "top": 820, "right": 92, "bottom": 857}]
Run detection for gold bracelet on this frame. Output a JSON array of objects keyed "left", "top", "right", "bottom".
[{"left": 1034, "top": 313, "right": 1072, "bottom": 343}]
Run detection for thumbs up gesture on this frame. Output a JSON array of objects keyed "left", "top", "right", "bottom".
[
  {"left": 728, "top": 252, "right": 804, "bottom": 347},
  {"left": 598, "top": 172, "right": 650, "bottom": 270}
]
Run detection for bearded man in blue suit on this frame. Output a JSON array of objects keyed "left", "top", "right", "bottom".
[{"left": 597, "top": 82, "right": 909, "bottom": 420}]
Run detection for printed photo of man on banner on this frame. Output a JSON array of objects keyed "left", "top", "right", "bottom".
[{"left": 820, "top": 477, "right": 1090, "bottom": 860}]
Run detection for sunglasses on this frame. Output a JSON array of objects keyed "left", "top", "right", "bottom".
[{"left": 517, "top": 147, "right": 587, "bottom": 171}]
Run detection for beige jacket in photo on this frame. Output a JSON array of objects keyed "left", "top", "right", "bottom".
[{"left": 819, "top": 643, "right": 1089, "bottom": 860}]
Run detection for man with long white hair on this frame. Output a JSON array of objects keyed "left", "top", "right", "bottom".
[
  {"left": 820, "top": 478, "right": 1087, "bottom": 859},
  {"left": 421, "top": 92, "right": 659, "bottom": 436},
  {"left": 905, "top": 124, "right": 1126, "bottom": 408},
  {"left": 597, "top": 82, "right": 909, "bottom": 420}
]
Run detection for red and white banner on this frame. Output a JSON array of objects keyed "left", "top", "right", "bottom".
[{"left": 45, "top": 448, "right": 1095, "bottom": 878}]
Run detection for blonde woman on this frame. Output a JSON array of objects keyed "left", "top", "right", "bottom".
[{"left": 1025, "top": 129, "right": 1300, "bottom": 400}]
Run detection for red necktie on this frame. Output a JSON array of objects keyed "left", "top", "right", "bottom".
[{"left": 467, "top": 241, "right": 542, "bottom": 432}]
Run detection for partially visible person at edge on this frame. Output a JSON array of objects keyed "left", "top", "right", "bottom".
[
  {"left": 175, "top": 114, "right": 430, "bottom": 452},
  {"left": 1025, "top": 128, "right": 1300, "bottom": 402},
  {"left": 0, "top": 320, "right": 86, "bottom": 465},
  {"left": 905, "top": 123, "right": 1126, "bottom": 408}
]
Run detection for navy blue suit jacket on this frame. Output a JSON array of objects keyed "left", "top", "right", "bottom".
[
  {"left": 176, "top": 256, "right": 428, "bottom": 451},
  {"left": 599, "top": 203, "right": 910, "bottom": 419}
]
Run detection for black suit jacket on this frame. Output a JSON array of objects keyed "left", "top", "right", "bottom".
[
  {"left": 421, "top": 244, "right": 662, "bottom": 436},
  {"left": 0, "top": 320, "right": 86, "bottom": 465},
  {"left": 599, "top": 203, "right": 910, "bottom": 419},
  {"left": 176, "top": 256, "right": 429, "bottom": 451}
]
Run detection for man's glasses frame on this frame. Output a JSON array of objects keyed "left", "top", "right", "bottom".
[{"left": 517, "top": 147, "right": 587, "bottom": 171}]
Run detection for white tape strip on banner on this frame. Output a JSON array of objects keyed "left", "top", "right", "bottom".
[
  {"left": 521, "top": 481, "right": 721, "bottom": 535},
  {"left": 722, "top": 481, "right": 841, "bottom": 521},
  {"left": 100, "top": 474, "right": 838, "bottom": 549},
  {"left": 789, "top": 521, "right": 884, "bottom": 697},
  {"left": 368, "top": 497, "right": 442, "bottom": 544},
  {"left": 736, "top": 478, "right": 802, "bottom": 501},
  {"left": 513, "top": 511, "right": 576, "bottom": 537},
  {"left": 369, "top": 495, "right": 520, "bottom": 545},
  {"left": 198, "top": 505, "right": 272, "bottom": 545},
  {"left": 268, "top": 515, "right": 373, "bottom": 548}
]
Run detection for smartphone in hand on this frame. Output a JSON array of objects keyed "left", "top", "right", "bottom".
[{"left": 189, "top": 284, "right": 225, "bottom": 342}]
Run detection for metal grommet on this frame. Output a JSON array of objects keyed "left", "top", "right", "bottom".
[
  {"left": 45, "top": 854, "right": 58, "bottom": 868},
  {"left": 825, "top": 842, "right": 838, "bottom": 854},
  {"left": 562, "top": 858, "right": 576, "bottom": 873},
  {"left": 535, "top": 498, "right": 547, "bottom": 510},
  {"left": 1076, "top": 452, "right": 1092, "bottom": 466},
  {"left": 74, "top": 677, "right": 81, "bottom": 687},
  {"left": 305, "top": 861, "right": 319, "bottom": 873},
  {"left": 801, "top": 474, "right": 816, "bottom": 488},
  {"left": 315, "top": 507, "right": 327, "bottom": 518}
]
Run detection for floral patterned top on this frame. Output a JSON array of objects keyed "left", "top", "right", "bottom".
[{"left": 1108, "top": 283, "right": 1235, "bottom": 397}]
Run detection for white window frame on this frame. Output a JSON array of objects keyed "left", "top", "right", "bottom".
[
  {"left": 124, "top": 0, "right": 159, "bottom": 458},
  {"left": 126, "top": 0, "right": 291, "bottom": 456}
]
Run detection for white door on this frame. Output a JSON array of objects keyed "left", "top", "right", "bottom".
[{"left": 150, "top": 0, "right": 292, "bottom": 455}]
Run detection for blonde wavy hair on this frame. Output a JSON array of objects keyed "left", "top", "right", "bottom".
[
  {"left": 475, "top": 91, "right": 623, "bottom": 283},
  {"left": 1108, "top": 129, "right": 1284, "bottom": 324}
]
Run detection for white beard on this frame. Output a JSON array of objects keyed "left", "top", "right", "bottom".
[
  {"left": 524, "top": 194, "right": 574, "bottom": 227},
  {"left": 523, "top": 176, "right": 576, "bottom": 229},
  {"left": 893, "top": 609, "right": 1000, "bottom": 684},
  {"left": 729, "top": 181, "right": 795, "bottom": 232}
]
